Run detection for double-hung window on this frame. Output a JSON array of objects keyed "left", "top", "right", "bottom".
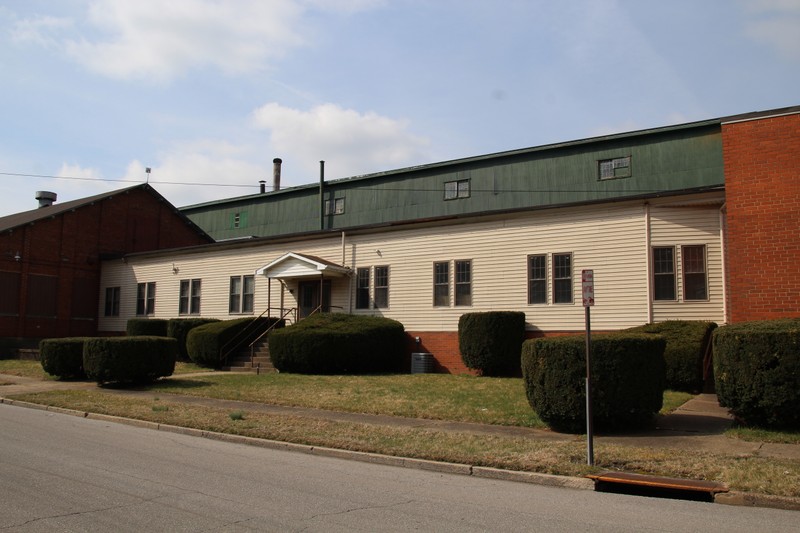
[
  {"left": 652, "top": 245, "right": 708, "bottom": 301},
  {"left": 229, "top": 275, "right": 255, "bottom": 314},
  {"left": 455, "top": 260, "right": 472, "bottom": 306},
  {"left": 136, "top": 282, "right": 156, "bottom": 316},
  {"left": 356, "top": 268, "right": 370, "bottom": 309},
  {"left": 433, "top": 262, "right": 450, "bottom": 307},
  {"left": 374, "top": 266, "right": 389, "bottom": 309},
  {"left": 433, "top": 260, "right": 471, "bottom": 307},
  {"left": 682, "top": 245, "right": 707, "bottom": 300},
  {"left": 527, "top": 255, "right": 547, "bottom": 304},
  {"left": 653, "top": 247, "right": 676, "bottom": 300},
  {"left": 179, "top": 279, "right": 201, "bottom": 315},
  {"left": 553, "top": 253, "right": 573, "bottom": 304},
  {"left": 104, "top": 287, "right": 120, "bottom": 317}
]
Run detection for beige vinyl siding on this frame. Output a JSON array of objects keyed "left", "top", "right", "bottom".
[
  {"left": 99, "top": 193, "right": 725, "bottom": 333},
  {"left": 351, "top": 202, "right": 649, "bottom": 332},
  {"left": 649, "top": 200, "right": 724, "bottom": 323}
]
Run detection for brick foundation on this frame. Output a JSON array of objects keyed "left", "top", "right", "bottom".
[{"left": 405, "top": 329, "right": 584, "bottom": 375}]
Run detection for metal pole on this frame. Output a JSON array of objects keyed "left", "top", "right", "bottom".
[
  {"left": 319, "top": 161, "right": 325, "bottom": 231},
  {"left": 585, "top": 305, "right": 594, "bottom": 466}
]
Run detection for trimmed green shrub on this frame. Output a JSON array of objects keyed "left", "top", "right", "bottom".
[
  {"left": 626, "top": 321, "right": 717, "bottom": 392},
  {"left": 167, "top": 318, "right": 220, "bottom": 361},
  {"left": 83, "top": 336, "right": 177, "bottom": 384},
  {"left": 521, "top": 333, "right": 666, "bottom": 433},
  {"left": 714, "top": 319, "right": 800, "bottom": 429},
  {"left": 459, "top": 311, "right": 526, "bottom": 376},
  {"left": 187, "top": 317, "right": 281, "bottom": 368},
  {"left": 39, "top": 337, "right": 91, "bottom": 379},
  {"left": 126, "top": 318, "right": 169, "bottom": 337},
  {"left": 269, "top": 313, "right": 405, "bottom": 374}
]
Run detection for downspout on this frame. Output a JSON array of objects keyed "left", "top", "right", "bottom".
[
  {"left": 644, "top": 202, "right": 653, "bottom": 324},
  {"left": 319, "top": 161, "right": 325, "bottom": 231},
  {"left": 719, "top": 202, "right": 728, "bottom": 324},
  {"left": 343, "top": 230, "right": 353, "bottom": 314}
]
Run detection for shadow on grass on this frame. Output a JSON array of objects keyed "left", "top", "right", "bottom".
[{"left": 98, "top": 378, "right": 214, "bottom": 391}]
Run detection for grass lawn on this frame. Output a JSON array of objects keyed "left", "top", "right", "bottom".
[{"left": 4, "top": 359, "right": 799, "bottom": 498}]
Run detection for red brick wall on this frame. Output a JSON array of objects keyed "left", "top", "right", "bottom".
[
  {"left": 723, "top": 112, "right": 800, "bottom": 322},
  {"left": 0, "top": 187, "right": 210, "bottom": 342}
]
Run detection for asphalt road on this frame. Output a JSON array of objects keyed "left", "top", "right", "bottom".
[{"left": 1, "top": 403, "right": 797, "bottom": 532}]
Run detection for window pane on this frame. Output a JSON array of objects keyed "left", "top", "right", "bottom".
[
  {"left": 444, "top": 181, "right": 457, "bottom": 200},
  {"left": 137, "top": 283, "right": 146, "bottom": 315},
  {"left": 229, "top": 277, "right": 241, "bottom": 313},
  {"left": 146, "top": 282, "right": 156, "bottom": 315},
  {"left": 0, "top": 272, "right": 21, "bottom": 315},
  {"left": 457, "top": 180, "right": 470, "bottom": 198},
  {"left": 356, "top": 268, "right": 370, "bottom": 309},
  {"left": 374, "top": 266, "right": 389, "bottom": 309},
  {"left": 528, "top": 255, "right": 546, "bottom": 304},
  {"left": 553, "top": 254, "right": 572, "bottom": 304},
  {"left": 433, "top": 262, "right": 449, "bottom": 306},
  {"left": 653, "top": 247, "right": 676, "bottom": 300},
  {"left": 179, "top": 280, "right": 189, "bottom": 314},
  {"left": 27, "top": 275, "right": 58, "bottom": 317},
  {"left": 683, "top": 245, "right": 707, "bottom": 300},
  {"left": 455, "top": 260, "right": 471, "bottom": 306},
  {"left": 242, "top": 275, "right": 255, "bottom": 313},
  {"left": 190, "top": 279, "right": 201, "bottom": 314}
]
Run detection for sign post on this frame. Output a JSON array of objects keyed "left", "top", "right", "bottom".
[{"left": 581, "top": 269, "right": 595, "bottom": 466}]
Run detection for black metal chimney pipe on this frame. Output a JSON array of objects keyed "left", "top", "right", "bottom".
[
  {"left": 273, "top": 158, "right": 282, "bottom": 192},
  {"left": 319, "top": 161, "right": 325, "bottom": 230}
]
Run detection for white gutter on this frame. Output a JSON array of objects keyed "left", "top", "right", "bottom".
[{"left": 719, "top": 202, "right": 728, "bottom": 324}]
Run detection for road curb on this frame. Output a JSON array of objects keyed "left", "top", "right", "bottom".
[
  {"left": 2, "top": 396, "right": 798, "bottom": 508},
  {"left": 715, "top": 491, "right": 800, "bottom": 512}
]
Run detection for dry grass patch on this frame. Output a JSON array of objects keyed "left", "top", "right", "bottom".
[
  {"left": 151, "top": 373, "right": 545, "bottom": 427},
  {"left": 9, "top": 388, "right": 799, "bottom": 498},
  {"left": 0, "top": 359, "right": 50, "bottom": 380}
]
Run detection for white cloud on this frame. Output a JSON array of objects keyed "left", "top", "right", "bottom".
[
  {"left": 12, "top": 0, "right": 383, "bottom": 82},
  {"left": 123, "top": 140, "right": 267, "bottom": 208},
  {"left": 251, "top": 103, "right": 430, "bottom": 180},
  {"left": 10, "top": 15, "right": 73, "bottom": 48},
  {"left": 742, "top": 0, "right": 800, "bottom": 60}
]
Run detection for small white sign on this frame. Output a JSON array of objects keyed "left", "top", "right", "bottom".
[{"left": 582, "top": 269, "right": 595, "bottom": 307}]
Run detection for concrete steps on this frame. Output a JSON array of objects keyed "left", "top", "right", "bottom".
[{"left": 222, "top": 338, "right": 275, "bottom": 374}]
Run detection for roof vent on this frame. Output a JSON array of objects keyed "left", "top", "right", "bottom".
[
  {"left": 35, "top": 191, "right": 57, "bottom": 208},
  {"left": 273, "top": 158, "right": 282, "bottom": 192}
]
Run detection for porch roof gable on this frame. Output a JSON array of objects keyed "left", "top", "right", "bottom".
[{"left": 255, "top": 252, "right": 351, "bottom": 279}]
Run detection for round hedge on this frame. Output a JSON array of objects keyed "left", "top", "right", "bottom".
[
  {"left": 626, "top": 321, "right": 716, "bottom": 392},
  {"left": 458, "top": 311, "right": 526, "bottom": 376},
  {"left": 83, "top": 336, "right": 177, "bottom": 384},
  {"left": 186, "top": 317, "right": 281, "bottom": 368},
  {"left": 268, "top": 313, "right": 405, "bottom": 374},
  {"left": 521, "top": 333, "right": 666, "bottom": 433},
  {"left": 39, "top": 337, "right": 91, "bottom": 379},
  {"left": 714, "top": 319, "right": 800, "bottom": 429},
  {"left": 167, "top": 318, "right": 220, "bottom": 361}
]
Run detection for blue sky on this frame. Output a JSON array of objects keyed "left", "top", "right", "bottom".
[{"left": 1, "top": 0, "right": 798, "bottom": 217}]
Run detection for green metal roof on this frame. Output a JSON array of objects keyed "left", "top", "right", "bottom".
[{"left": 182, "top": 118, "right": 726, "bottom": 241}]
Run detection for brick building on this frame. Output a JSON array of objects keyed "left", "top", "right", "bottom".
[
  {"left": 0, "top": 184, "right": 212, "bottom": 350},
  {"left": 722, "top": 110, "right": 800, "bottom": 322}
]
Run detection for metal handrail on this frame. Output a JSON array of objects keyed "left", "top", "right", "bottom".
[
  {"left": 248, "top": 307, "right": 295, "bottom": 351},
  {"left": 219, "top": 307, "right": 272, "bottom": 366}
]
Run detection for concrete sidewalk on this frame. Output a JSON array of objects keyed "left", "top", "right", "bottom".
[{"left": 2, "top": 371, "right": 798, "bottom": 460}]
